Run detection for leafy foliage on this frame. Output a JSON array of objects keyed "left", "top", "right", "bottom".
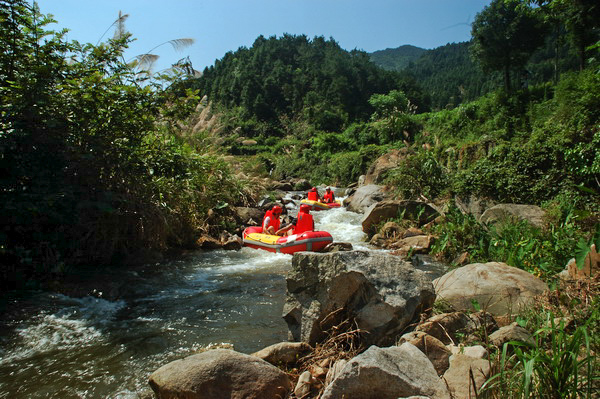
[
  {"left": 190, "top": 34, "right": 430, "bottom": 129},
  {"left": 471, "top": 0, "right": 549, "bottom": 91},
  {"left": 430, "top": 206, "right": 581, "bottom": 279},
  {"left": 0, "top": 1, "right": 241, "bottom": 289}
]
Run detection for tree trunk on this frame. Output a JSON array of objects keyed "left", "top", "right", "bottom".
[{"left": 504, "top": 65, "right": 511, "bottom": 92}]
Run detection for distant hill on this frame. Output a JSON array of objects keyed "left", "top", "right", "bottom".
[
  {"left": 190, "top": 35, "right": 430, "bottom": 131},
  {"left": 370, "top": 42, "right": 497, "bottom": 109},
  {"left": 402, "top": 42, "right": 497, "bottom": 109},
  {"left": 369, "top": 45, "right": 426, "bottom": 71},
  {"left": 370, "top": 39, "right": 579, "bottom": 110}
]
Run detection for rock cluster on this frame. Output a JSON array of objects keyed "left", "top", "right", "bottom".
[{"left": 147, "top": 249, "right": 549, "bottom": 398}]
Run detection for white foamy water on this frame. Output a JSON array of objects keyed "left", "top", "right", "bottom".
[
  {"left": 0, "top": 296, "right": 125, "bottom": 367},
  {"left": 0, "top": 193, "right": 369, "bottom": 398}
]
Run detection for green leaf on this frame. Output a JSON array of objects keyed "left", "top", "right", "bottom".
[
  {"left": 215, "top": 201, "right": 229, "bottom": 210},
  {"left": 471, "top": 298, "right": 481, "bottom": 312},
  {"left": 574, "top": 238, "right": 591, "bottom": 270}
]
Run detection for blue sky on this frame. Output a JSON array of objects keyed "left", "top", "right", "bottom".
[{"left": 36, "top": 0, "right": 491, "bottom": 73}]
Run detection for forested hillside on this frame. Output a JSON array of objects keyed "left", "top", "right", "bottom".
[
  {"left": 369, "top": 45, "right": 426, "bottom": 71},
  {"left": 372, "top": 29, "right": 582, "bottom": 109},
  {"left": 190, "top": 34, "right": 430, "bottom": 131}
]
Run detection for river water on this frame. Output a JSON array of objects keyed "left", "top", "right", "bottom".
[{"left": 0, "top": 199, "right": 366, "bottom": 398}]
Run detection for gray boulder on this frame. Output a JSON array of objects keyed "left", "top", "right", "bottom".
[
  {"left": 283, "top": 251, "right": 436, "bottom": 347},
  {"left": 434, "top": 262, "right": 548, "bottom": 316},
  {"left": 361, "top": 200, "right": 439, "bottom": 238},
  {"left": 479, "top": 204, "right": 546, "bottom": 228},
  {"left": 321, "top": 344, "right": 451, "bottom": 399},
  {"left": 344, "top": 184, "right": 389, "bottom": 213},
  {"left": 148, "top": 349, "right": 292, "bottom": 399}
]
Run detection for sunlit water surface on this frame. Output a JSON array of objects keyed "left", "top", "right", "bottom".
[{"left": 0, "top": 197, "right": 366, "bottom": 398}]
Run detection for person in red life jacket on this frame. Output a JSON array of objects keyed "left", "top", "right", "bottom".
[
  {"left": 262, "top": 205, "right": 283, "bottom": 235},
  {"left": 293, "top": 204, "right": 314, "bottom": 234},
  {"left": 323, "top": 187, "right": 335, "bottom": 204},
  {"left": 307, "top": 187, "right": 320, "bottom": 201},
  {"left": 262, "top": 205, "right": 295, "bottom": 236}
]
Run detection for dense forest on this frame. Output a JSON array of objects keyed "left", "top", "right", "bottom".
[
  {"left": 371, "top": 36, "right": 579, "bottom": 110},
  {"left": 369, "top": 45, "right": 426, "bottom": 71}
]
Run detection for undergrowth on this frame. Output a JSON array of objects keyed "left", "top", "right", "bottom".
[{"left": 482, "top": 276, "right": 600, "bottom": 398}]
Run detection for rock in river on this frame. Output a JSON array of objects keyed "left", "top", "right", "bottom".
[{"left": 283, "top": 250, "right": 436, "bottom": 347}]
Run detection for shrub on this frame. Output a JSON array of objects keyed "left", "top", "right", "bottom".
[{"left": 385, "top": 149, "right": 449, "bottom": 200}]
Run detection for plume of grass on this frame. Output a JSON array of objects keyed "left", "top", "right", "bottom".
[{"left": 96, "top": 10, "right": 129, "bottom": 45}]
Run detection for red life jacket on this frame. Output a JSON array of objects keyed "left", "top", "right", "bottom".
[
  {"left": 307, "top": 190, "right": 319, "bottom": 201},
  {"left": 323, "top": 191, "right": 335, "bottom": 203},
  {"left": 262, "top": 210, "right": 281, "bottom": 233},
  {"left": 294, "top": 209, "right": 314, "bottom": 234}
]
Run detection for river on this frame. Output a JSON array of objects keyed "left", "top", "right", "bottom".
[{"left": 0, "top": 198, "right": 366, "bottom": 398}]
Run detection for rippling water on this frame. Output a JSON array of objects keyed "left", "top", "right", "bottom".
[{"left": 0, "top": 197, "right": 366, "bottom": 398}]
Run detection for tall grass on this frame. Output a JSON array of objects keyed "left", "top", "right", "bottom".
[{"left": 483, "top": 313, "right": 598, "bottom": 398}]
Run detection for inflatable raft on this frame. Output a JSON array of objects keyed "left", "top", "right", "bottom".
[
  {"left": 300, "top": 199, "right": 342, "bottom": 211},
  {"left": 242, "top": 226, "right": 333, "bottom": 254}
]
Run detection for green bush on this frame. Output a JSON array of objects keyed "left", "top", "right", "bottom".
[
  {"left": 430, "top": 206, "right": 582, "bottom": 279},
  {"left": 385, "top": 149, "right": 449, "bottom": 200}
]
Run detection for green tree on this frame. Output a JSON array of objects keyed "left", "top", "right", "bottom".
[
  {"left": 471, "top": 0, "right": 548, "bottom": 91},
  {"left": 531, "top": 0, "right": 600, "bottom": 71}
]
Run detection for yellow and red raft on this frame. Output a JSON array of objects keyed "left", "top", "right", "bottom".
[
  {"left": 242, "top": 226, "right": 333, "bottom": 254},
  {"left": 299, "top": 199, "right": 342, "bottom": 211}
]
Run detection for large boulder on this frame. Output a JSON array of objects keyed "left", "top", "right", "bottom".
[
  {"left": 364, "top": 148, "right": 411, "bottom": 185},
  {"left": 270, "top": 181, "right": 294, "bottom": 191},
  {"left": 148, "top": 349, "right": 292, "bottom": 399},
  {"left": 343, "top": 184, "right": 389, "bottom": 213},
  {"left": 434, "top": 262, "right": 548, "bottom": 316},
  {"left": 321, "top": 344, "right": 451, "bottom": 399},
  {"left": 292, "top": 178, "right": 312, "bottom": 191},
  {"left": 362, "top": 200, "right": 439, "bottom": 238},
  {"left": 283, "top": 251, "right": 436, "bottom": 347},
  {"left": 479, "top": 204, "right": 546, "bottom": 228}
]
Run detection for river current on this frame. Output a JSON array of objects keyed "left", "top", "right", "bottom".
[{"left": 0, "top": 198, "right": 366, "bottom": 398}]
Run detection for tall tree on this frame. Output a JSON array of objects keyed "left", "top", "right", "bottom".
[
  {"left": 471, "top": 0, "right": 548, "bottom": 91},
  {"left": 563, "top": 0, "right": 600, "bottom": 70},
  {"left": 532, "top": 0, "right": 600, "bottom": 71}
]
